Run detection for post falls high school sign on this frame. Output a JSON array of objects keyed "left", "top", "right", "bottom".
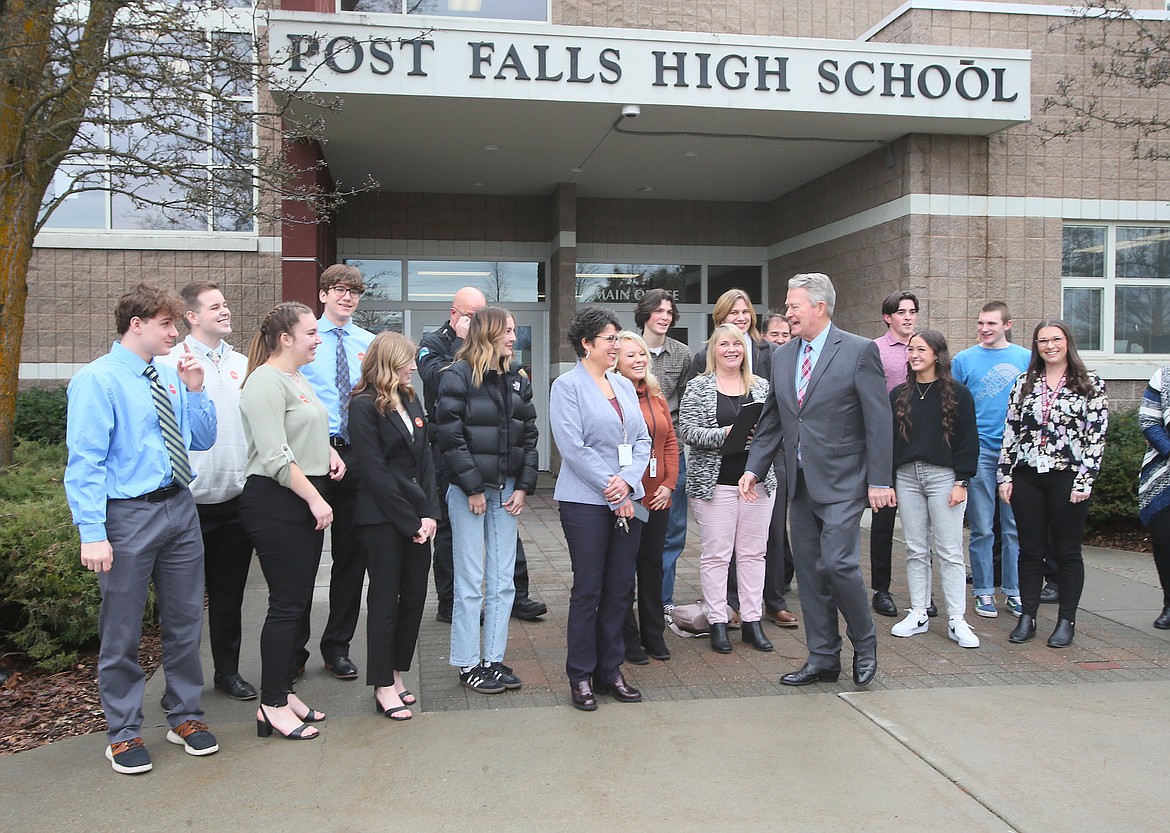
[{"left": 268, "top": 15, "right": 1030, "bottom": 126}]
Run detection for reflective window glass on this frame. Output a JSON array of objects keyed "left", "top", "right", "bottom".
[
  {"left": 408, "top": 261, "right": 543, "bottom": 303},
  {"left": 41, "top": 166, "right": 107, "bottom": 229},
  {"left": 347, "top": 259, "right": 403, "bottom": 302},
  {"left": 708, "top": 265, "right": 763, "bottom": 304},
  {"left": 407, "top": 0, "right": 546, "bottom": 20},
  {"left": 1062, "top": 287, "right": 1102, "bottom": 352},
  {"left": 1116, "top": 285, "right": 1170, "bottom": 354},
  {"left": 1062, "top": 225, "right": 1106, "bottom": 278},
  {"left": 1117, "top": 226, "right": 1170, "bottom": 280},
  {"left": 574, "top": 263, "right": 698, "bottom": 305}
]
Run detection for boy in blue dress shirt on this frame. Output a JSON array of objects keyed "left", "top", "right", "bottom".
[{"left": 65, "top": 284, "right": 219, "bottom": 775}]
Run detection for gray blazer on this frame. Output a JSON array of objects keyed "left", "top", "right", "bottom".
[
  {"left": 551, "top": 362, "right": 651, "bottom": 506},
  {"left": 747, "top": 324, "right": 893, "bottom": 505},
  {"left": 679, "top": 372, "right": 776, "bottom": 502}
]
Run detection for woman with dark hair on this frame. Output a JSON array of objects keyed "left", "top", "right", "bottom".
[
  {"left": 551, "top": 305, "right": 651, "bottom": 711},
  {"left": 687, "top": 288, "right": 773, "bottom": 381},
  {"left": 680, "top": 324, "right": 777, "bottom": 654},
  {"left": 348, "top": 331, "right": 439, "bottom": 720},
  {"left": 436, "top": 306, "right": 539, "bottom": 694},
  {"left": 887, "top": 330, "right": 980, "bottom": 648},
  {"left": 613, "top": 331, "right": 678, "bottom": 664},
  {"left": 999, "top": 319, "right": 1108, "bottom": 648},
  {"left": 239, "top": 302, "right": 344, "bottom": 741},
  {"left": 1138, "top": 366, "right": 1170, "bottom": 630}
]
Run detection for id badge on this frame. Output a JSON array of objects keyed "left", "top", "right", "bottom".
[
  {"left": 1036, "top": 456, "right": 1051, "bottom": 474},
  {"left": 648, "top": 457, "right": 658, "bottom": 478},
  {"left": 618, "top": 443, "right": 634, "bottom": 467}
]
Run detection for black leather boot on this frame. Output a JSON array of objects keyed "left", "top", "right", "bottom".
[
  {"left": 709, "top": 622, "right": 732, "bottom": 653},
  {"left": 741, "top": 621, "right": 774, "bottom": 652},
  {"left": 1008, "top": 613, "right": 1036, "bottom": 643},
  {"left": 1047, "top": 618, "right": 1075, "bottom": 648},
  {"left": 1154, "top": 606, "right": 1170, "bottom": 630}
]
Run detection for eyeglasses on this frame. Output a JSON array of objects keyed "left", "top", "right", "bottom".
[
  {"left": 453, "top": 307, "right": 478, "bottom": 319},
  {"left": 597, "top": 335, "right": 620, "bottom": 344},
  {"left": 328, "top": 286, "right": 363, "bottom": 299},
  {"left": 1037, "top": 337, "right": 1066, "bottom": 346}
]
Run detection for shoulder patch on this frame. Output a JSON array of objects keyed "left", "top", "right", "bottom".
[{"left": 418, "top": 347, "right": 430, "bottom": 360}]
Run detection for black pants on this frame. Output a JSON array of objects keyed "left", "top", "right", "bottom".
[
  {"left": 319, "top": 444, "right": 364, "bottom": 663},
  {"left": 624, "top": 506, "right": 669, "bottom": 655},
  {"left": 360, "top": 522, "right": 432, "bottom": 687},
  {"left": 240, "top": 475, "right": 325, "bottom": 707},
  {"left": 869, "top": 503, "right": 896, "bottom": 594},
  {"left": 1146, "top": 506, "right": 1170, "bottom": 608},
  {"left": 560, "top": 502, "right": 641, "bottom": 685},
  {"left": 431, "top": 447, "right": 530, "bottom": 613},
  {"left": 1010, "top": 466, "right": 1088, "bottom": 620},
  {"left": 197, "top": 498, "right": 254, "bottom": 677}
]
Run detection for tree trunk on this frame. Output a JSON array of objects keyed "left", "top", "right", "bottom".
[{"left": 0, "top": 176, "right": 39, "bottom": 467}]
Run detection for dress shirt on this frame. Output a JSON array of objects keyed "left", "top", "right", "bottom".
[
  {"left": 65, "top": 340, "right": 217, "bottom": 543},
  {"left": 874, "top": 330, "right": 910, "bottom": 392},
  {"left": 300, "top": 316, "right": 375, "bottom": 436},
  {"left": 793, "top": 326, "right": 832, "bottom": 393}
]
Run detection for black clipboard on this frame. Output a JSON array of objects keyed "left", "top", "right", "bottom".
[{"left": 720, "top": 400, "right": 763, "bottom": 455}]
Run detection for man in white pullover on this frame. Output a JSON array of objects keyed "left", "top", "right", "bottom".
[{"left": 157, "top": 281, "right": 256, "bottom": 701}]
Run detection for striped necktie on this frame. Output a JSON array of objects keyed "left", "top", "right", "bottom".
[
  {"left": 143, "top": 365, "right": 193, "bottom": 487},
  {"left": 797, "top": 342, "right": 813, "bottom": 407},
  {"left": 334, "top": 327, "right": 351, "bottom": 443}
]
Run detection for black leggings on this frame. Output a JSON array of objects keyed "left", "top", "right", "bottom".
[
  {"left": 1010, "top": 466, "right": 1088, "bottom": 620},
  {"left": 239, "top": 475, "right": 325, "bottom": 706},
  {"left": 1145, "top": 506, "right": 1170, "bottom": 607}
]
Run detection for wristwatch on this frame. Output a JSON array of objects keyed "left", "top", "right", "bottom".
[{"left": 955, "top": 480, "right": 969, "bottom": 488}]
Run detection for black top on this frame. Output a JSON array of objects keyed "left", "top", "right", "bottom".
[
  {"left": 889, "top": 380, "right": 979, "bottom": 481},
  {"left": 716, "top": 391, "right": 749, "bottom": 485},
  {"left": 417, "top": 321, "right": 461, "bottom": 437}
]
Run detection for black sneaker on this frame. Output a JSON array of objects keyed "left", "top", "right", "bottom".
[
  {"left": 459, "top": 664, "right": 505, "bottom": 694},
  {"left": 486, "top": 662, "right": 522, "bottom": 690}
]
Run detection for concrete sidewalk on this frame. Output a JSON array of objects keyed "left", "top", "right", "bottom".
[{"left": 3, "top": 489, "right": 1170, "bottom": 832}]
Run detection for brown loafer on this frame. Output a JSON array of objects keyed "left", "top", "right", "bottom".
[
  {"left": 728, "top": 609, "right": 742, "bottom": 629},
  {"left": 570, "top": 680, "right": 597, "bottom": 711},
  {"left": 767, "top": 609, "right": 799, "bottom": 628}
]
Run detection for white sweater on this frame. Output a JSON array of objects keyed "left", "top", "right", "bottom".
[{"left": 157, "top": 335, "right": 248, "bottom": 504}]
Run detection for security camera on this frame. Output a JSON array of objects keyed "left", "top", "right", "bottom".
[{"left": 621, "top": 104, "right": 641, "bottom": 119}]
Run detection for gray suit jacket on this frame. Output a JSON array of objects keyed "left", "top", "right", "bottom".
[{"left": 746, "top": 324, "right": 892, "bottom": 506}]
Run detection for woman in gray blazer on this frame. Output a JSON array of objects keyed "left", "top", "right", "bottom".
[{"left": 550, "top": 306, "right": 652, "bottom": 712}]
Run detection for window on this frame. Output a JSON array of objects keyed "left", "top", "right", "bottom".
[
  {"left": 343, "top": 0, "right": 548, "bottom": 22},
  {"left": 574, "top": 263, "right": 700, "bottom": 305},
  {"left": 1062, "top": 223, "right": 1170, "bottom": 355}
]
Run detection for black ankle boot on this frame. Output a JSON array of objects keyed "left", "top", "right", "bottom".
[
  {"left": 1154, "top": 606, "right": 1170, "bottom": 630},
  {"left": 709, "top": 622, "right": 732, "bottom": 653},
  {"left": 1047, "top": 618, "right": 1075, "bottom": 648},
  {"left": 1008, "top": 613, "right": 1036, "bottom": 643},
  {"left": 741, "top": 621, "right": 774, "bottom": 652}
]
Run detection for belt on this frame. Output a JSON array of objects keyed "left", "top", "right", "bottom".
[
  {"left": 130, "top": 484, "right": 184, "bottom": 503},
  {"left": 329, "top": 436, "right": 350, "bottom": 449}
]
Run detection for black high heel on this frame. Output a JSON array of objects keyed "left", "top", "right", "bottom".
[
  {"left": 256, "top": 705, "right": 318, "bottom": 740},
  {"left": 287, "top": 689, "right": 325, "bottom": 723},
  {"left": 742, "top": 621, "right": 774, "bottom": 652}
]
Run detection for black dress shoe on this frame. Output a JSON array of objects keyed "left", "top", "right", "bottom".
[
  {"left": 1047, "top": 618, "right": 1075, "bottom": 648},
  {"left": 625, "top": 649, "right": 649, "bottom": 665},
  {"left": 607, "top": 673, "right": 642, "bottom": 703},
  {"left": 511, "top": 596, "right": 548, "bottom": 621},
  {"left": 780, "top": 662, "right": 841, "bottom": 686},
  {"left": 741, "top": 621, "right": 774, "bottom": 652},
  {"left": 709, "top": 622, "right": 732, "bottom": 654},
  {"left": 643, "top": 643, "right": 671, "bottom": 661},
  {"left": 570, "top": 680, "right": 597, "bottom": 711},
  {"left": 872, "top": 591, "right": 898, "bottom": 617},
  {"left": 1040, "top": 582, "right": 1060, "bottom": 604},
  {"left": 1008, "top": 613, "right": 1036, "bottom": 643},
  {"left": 1154, "top": 606, "right": 1170, "bottom": 630},
  {"left": 214, "top": 672, "right": 258, "bottom": 701},
  {"left": 852, "top": 653, "right": 878, "bottom": 686},
  {"left": 324, "top": 656, "right": 359, "bottom": 679},
  {"left": 926, "top": 602, "right": 938, "bottom": 618},
  {"left": 436, "top": 607, "right": 452, "bottom": 624}
]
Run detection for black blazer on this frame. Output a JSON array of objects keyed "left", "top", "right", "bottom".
[{"left": 349, "top": 391, "right": 441, "bottom": 538}]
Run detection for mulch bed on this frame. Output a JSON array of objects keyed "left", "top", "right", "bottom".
[
  {"left": 1085, "top": 523, "right": 1152, "bottom": 553},
  {"left": 0, "top": 626, "right": 162, "bottom": 756}
]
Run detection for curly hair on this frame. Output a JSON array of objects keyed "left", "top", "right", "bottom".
[
  {"left": 892, "top": 330, "right": 958, "bottom": 445},
  {"left": 353, "top": 331, "right": 418, "bottom": 414}
]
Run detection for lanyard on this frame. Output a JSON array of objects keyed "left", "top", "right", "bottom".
[{"left": 1038, "top": 372, "right": 1065, "bottom": 449}]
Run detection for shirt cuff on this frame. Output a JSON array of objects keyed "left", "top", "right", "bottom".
[{"left": 79, "top": 522, "right": 107, "bottom": 543}]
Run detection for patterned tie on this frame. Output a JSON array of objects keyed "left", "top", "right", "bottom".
[
  {"left": 143, "top": 365, "right": 193, "bottom": 487},
  {"left": 797, "top": 342, "right": 813, "bottom": 407},
  {"left": 334, "top": 327, "right": 351, "bottom": 442}
]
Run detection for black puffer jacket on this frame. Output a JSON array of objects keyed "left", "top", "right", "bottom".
[{"left": 435, "top": 360, "right": 539, "bottom": 496}]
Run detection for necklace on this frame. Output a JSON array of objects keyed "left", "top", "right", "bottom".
[{"left": 915, "top": 380, "right": 936, "bottom": 400}]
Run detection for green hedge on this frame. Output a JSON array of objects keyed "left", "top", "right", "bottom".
[
  {"left": 1085, "top": 408, "right": 1144, "bottom": 533},
  {"left": 15, "top": 386, "right": 68, "bottom": 445},
  {"left": 0, "top": 442, "right": 102, "bottom": 670}
]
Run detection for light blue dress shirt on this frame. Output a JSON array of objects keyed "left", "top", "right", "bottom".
[
  {"left": 300, "top": 316, "right": 375, "bottom": 436},
  {"left": 793, "top": 325, "right": 832, "bottom": 394},
  {"left": 65, "top": 341, "right": 218, "bottom": 543}
]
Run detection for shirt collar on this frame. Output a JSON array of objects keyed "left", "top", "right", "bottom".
[
  {"left": 111, "top": 340, "right": 150, "bottom": 374},
  {"left": 185, "top": 334, "right": 231, "bottom": 359},
  {"left": 879, "top": 330, "right": 908, "bottom": 348},
  {"left": 804, "top": 325, "right": 832, "bottom": 354},
  {"left": 319, "top": 315, "right": 355, "bottom": 335}
]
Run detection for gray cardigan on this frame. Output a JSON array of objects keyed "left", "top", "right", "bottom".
[
  {"left": 550, "top": 362, "right": 651, "bottom": 507},
  {"left": 679, "top": 372, "right": 776, "bottom": 502}
]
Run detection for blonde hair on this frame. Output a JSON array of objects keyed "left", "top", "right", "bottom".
[
  {"left": 244, "top": 301, "right": 314, "bottom": 382},
  {"left": 704, "top": 323, "right": 756, "bottom": 391},
  {"left": 712, "top": 288, "right": 762, "bottom": 344},
  {"left": 353, "top": 331, "right": 417, "bottom": 414},
  {"left": 613, "top": 331, "right": 662, "bottom": 398},
  {"left": 453, "top": 306, "right": 515, "bottom": 386}
]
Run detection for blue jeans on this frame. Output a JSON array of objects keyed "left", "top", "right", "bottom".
[
  {"left": 447, "top": 481, "right": 518, "bottom": 668},
  {"left": 896, "top": 461, "right": 967, "bottom": 617},
  {"left": 661, "top": 449, "right": 688, "bottom": 605},
  {"left": 967, "top": 445, "right": 1019, "bottom": 597}
]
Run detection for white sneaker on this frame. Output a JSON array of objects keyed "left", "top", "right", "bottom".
[
  {"left": 948, "top": 618, "right": 980, "bottom": 648},
  {"left": 891, "top": 609, "right": 929, "bottom": 638}
]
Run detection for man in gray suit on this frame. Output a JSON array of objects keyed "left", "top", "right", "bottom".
[{"left": 739, "top": 273, "right": 894, "bottom": 687}]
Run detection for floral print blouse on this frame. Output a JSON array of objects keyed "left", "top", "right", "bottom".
[{"left": 997, "top": 370, "right": 1108, "bottom": 493}]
